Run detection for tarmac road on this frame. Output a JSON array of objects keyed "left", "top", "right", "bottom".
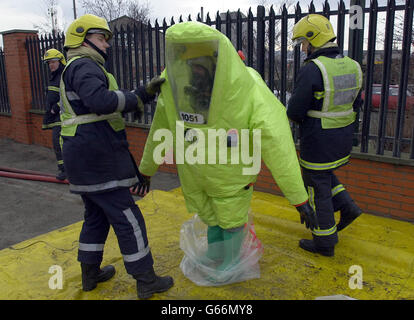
[{"left": 0, "top": 138, "right": 181, "bottom": 250}]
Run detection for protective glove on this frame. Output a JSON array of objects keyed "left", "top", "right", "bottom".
[
  {"left": 145, "top": 76, "right": 165, "bottom": 96},
  {"left": 295, "top": 201, "right": 319, "bottom": 230},
  {"left": 133, "top": 77, "right": 165, "bottom": 106},
  {"left": 130, "top": 171, "right": 151, "bottom": 197}
]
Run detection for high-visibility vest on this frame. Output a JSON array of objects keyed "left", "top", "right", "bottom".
[
  {"left": 307, "top": 55, "right": 363, "bottom": 129},
  {"left": 59, "top": 56, "right": 125, "bottom": 136}
]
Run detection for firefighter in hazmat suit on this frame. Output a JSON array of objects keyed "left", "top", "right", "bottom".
[{"left": 138, "top": 21, "right": 318, "bottom": 281}]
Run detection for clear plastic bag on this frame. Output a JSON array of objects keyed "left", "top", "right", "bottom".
[{"left": 179, "top": 212, "right": 263, "bottom": 286}]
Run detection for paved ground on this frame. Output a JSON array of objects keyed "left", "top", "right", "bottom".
[{"left": 0, "top": 138, "right": 181, "bottom": 250}]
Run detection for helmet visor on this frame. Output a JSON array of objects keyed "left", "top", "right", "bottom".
[
  {"left": 87, "top": 28, "right": 112, "bottom": 42},
  {"left": 292, "top": 37, "right": 306, "bottom": 47},
  {"left": 166, "top": 41, "right": 218, "bottom": 125},
  {"left": 43, "top": 58, "right": 60, "bottom": 64}
]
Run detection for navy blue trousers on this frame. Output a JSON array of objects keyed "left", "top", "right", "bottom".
[
  {"left": 52, "top": 126, "right": 63, "bottom": 169},
  {"left": 78, "top": 188, "right": 154, "bottom": 275},
  {"left": 302, "top": 169, "right": 341, "bottom": 248}
]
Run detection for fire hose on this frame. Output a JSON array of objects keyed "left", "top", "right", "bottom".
[{"left": 0, "top": 166, "right": 69, "bottom": 184}]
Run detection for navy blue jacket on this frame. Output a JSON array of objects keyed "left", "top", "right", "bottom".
[
  {"left": 42, "top": 63, "right": 64, "bottom": 129},
  {"left": 287, "top": 47, "right": 362, "bottom": 170},
  {"left": 61, "top": 56, "right": 148, "bottom": 194}
]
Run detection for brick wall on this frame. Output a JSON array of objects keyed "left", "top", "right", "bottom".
[{"left": 1, "top": 30, "right": 38, "bottom": 144}]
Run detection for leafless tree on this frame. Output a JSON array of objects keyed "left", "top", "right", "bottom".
[
  {"left": 80, "top": 0, "right": 150, "bottom": 23},
  {"left": 127, "top": 0, "right": 150, "bottom": 24},
  {"left": 33, "top": 0, "right": 66, "bottom": 35}
]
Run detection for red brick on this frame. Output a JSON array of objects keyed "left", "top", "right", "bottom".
[
  {"left": 396, "top": 179, "right": 414, "bottom": 189},
  {"left": 377, "top": 184, "right": 404, "bottom": 194},
  {"left": 391, "top": 194, "right": 414, "bottom": 205},
  {"left": 401, "top": 203, "right": 414, "bottom": 212},
  {"left": 400, "top": 187, "right": 414, "bottom": 198},
  {"left": 354, "top": 194, "right": 377, "bottom": 205},
  {"left": 367, "top": 204, "right": 390, "bottom": 215},
  {"left": 369, "top": 175, "right": 393, "bottom": 185},
  {"left": 348, "top": 171, "right": 370, "bottom": 181},
  {"left": 356, "top": 180, "right": 379, "bottom": 190},
  {"left": 377, "top": 198, "right": 401, "bottom": 209},
  {"left": 367, "top": 189, "right": 391, "bottom": 200},
  {"left": 389, "top": 209, "right": 414, "bottom": 221}
]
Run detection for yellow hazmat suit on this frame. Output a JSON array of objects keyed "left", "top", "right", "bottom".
[{"left": 139, "top": 21, "right": 309, "bottom": 276}]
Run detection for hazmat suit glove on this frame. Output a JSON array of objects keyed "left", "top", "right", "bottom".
[
  {"left": 131, "top": 77, "right": 164, "bottom": 107},
  {"left": 130, "top": 171, "right": 151, "bottom": 197},
  {"left": 145, "top": 76, "right": 165, "bottom": 97},
  {"left": 295, "top": 201, "right": 319, "bottom": 230}
]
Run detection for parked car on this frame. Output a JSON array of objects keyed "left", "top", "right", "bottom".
[
  {"left": 361, "top": 84, "right": 414, "bottom": 111},
  {"left": 362, "top": 84, "right": 414, "bottom": 152}
]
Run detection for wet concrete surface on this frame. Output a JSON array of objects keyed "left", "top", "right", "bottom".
[{"left": 0, "top": 138, "right": 181, "bottom": 250}]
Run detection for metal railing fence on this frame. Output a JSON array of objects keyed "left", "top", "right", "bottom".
[{"left": 24, "top": 0, "right": 414, "bottom": 158}]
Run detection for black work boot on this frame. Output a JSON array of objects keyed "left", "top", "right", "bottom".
[
  {"left": 133, "top": 267, "right": 174, "bottom": 299},
  {"left": 299, "top": 239, "right": 334, "bottom": 257},
  {"left": 81, "top": 263, "right": 116, "bottom": 291},
  {"left": 337, "top": 202, "right": 362, "bottom": 232},
  {"left": 56, "top": 165, "right": 66, "bottom": 181}
]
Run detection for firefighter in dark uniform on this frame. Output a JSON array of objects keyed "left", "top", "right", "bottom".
[
  {"left": 287, "top": 14, "right": 363, "bottom": 257},
  {"left": 42, "top": 49, "right": 66, "bottom": 180},
  {"left": 60, "top": 14, "right": 173, "bottom": 299}
]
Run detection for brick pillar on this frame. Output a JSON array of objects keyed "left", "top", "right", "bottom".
[{"left": 1, "top": 29, "right": 38, "bottom": 144}]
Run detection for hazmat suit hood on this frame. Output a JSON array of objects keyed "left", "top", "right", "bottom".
[
  {"left": 164, "top": 21, "right": 255, "bottom": 126},
  {"left": 139, "top": 21, "right": 308, "bottom": 209}
]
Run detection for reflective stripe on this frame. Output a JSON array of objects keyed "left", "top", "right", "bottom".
[
  {"left": 313, "top": 91, "right": 325, "bottom": 100},
  {"left": 48, "top": 86, "right": 60, "bottom": 92},
  {"left": 299, "top": 155, "right": 350, "bottom": 170},
  {"left": 57, "top": 160, "right": 64, "bottom": 165},
  {"left": 65, "top": 91, "right": 80, "bottom": 101},
  {"left": 69, "top": 176, "right": 138, "bottom": 193},
  {"left": 123, "top": 208, "right": 146, "bottom": 251},
  {"left": 123, "top": 246, "right": 150, "bottom": 263},
  {"left": 115, "top": 90, "right": 126, "bottom": 112},
  {"left": 59, "top": 98, "right": 65, "bottom": 113},
  {"left": 312, "top": 225, "right": 337, "bottom": 236},
  {"left": 308, "top": 186, "right": 316, "bottom": 212},
  {"left": 332, "top": 184, "right": 345, "bottom": 197},
  {"left": 307, "top": 108, "right": 354, "bottom": 119},
  {"left": 312, "top": 58, "right": 331, "bottom": 113},
  {"left": 79, "top": 243, "right": 105, "bottom": 251},
  {"left": 122, "top": 208, "right": 151, "bottom": 263},
  {"left": 42, "top": 122, "right": 61, "bottom": 129},
  {"left": 61, "top": 112, "right": 122, "bottom": 126},
  {"left": 334, "top": 89, "right": 358, "bottom": 106},
  {"left": 333, "top": 74, "right": 357, "bottom": 90}
]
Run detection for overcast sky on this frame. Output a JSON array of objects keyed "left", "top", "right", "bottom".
[
  {"left": 0, "top": 0, "right": 350, "bottom": 33},
  {"left": 0, "top": 0, "right": 401, "bottom": 47}
]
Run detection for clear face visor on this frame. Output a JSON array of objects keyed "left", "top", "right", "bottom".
[
  {"left": 292, "top": 37, "right": 306, "bottom": 47},
  {"left": 166, "top": 41, "right": 218, "bottom": 125},
  {"left": 43, "top": 58, "right": 60, "bottom": 64},
  {"left": 87, "top": 29, "right": 112, "bottom": 43}
]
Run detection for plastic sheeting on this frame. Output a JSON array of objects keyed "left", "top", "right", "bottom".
[
  {"left": 180, "top": 213, "right": 263, "bottom": 286},
  {"left": 0, "top": 188, "right": 413, "bottom": 300}
]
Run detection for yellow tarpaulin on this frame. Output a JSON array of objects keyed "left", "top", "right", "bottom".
[{"left": 0, "top": 188, "right": 413, "bottom": 300}]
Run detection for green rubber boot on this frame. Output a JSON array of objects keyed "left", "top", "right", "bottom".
[
  {"left": 216, "top": 228, "right": 244, "bottom": 272},
  {"left": 199, "top": 226, "right": 224, "bottom": 265}
]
